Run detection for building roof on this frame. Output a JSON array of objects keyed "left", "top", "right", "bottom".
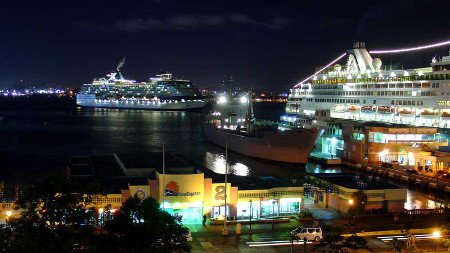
[
  {"left": 310, "top": 173, "right": 402, "bottom": 190},
  {"left": 116, "top": 152, "right": 193, "bottom": 170}
]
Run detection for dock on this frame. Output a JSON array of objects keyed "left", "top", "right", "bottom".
[
  {"left": 342, "top": 161, "right": 450, "bottom": 193},
  {"left": 309, "top": 151, "right": 341, "bottom": 165}
]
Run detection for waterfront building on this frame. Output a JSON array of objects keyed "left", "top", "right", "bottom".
[
  {"left": 65, "top": 152, "right": 305, "bottom": 224},
  {"left": 287, "top": 42, "right": 450, "bottom": 129},
  {"left": 316, "top": 118, "right": 449, "bottom": 173},
  {"left": 306, "top": 173, "right": 407, "bottom": 214}
]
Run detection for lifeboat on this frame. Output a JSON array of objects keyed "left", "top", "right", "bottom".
[
  {"left": 420, "top": 110, "right": 438, "bottom": 117},
  {"left": 334, "top": 105, "right": 346, "bottom": 113},
  {"left": 347, "top": 105, "right": 358, "bottom": 112},
  {"left": 361, "top": 106, "right": 375, "bottom": 113},
  {"left": 442, "top": 112, "right": 450, "bottom": 118},
  {"left": 398, "top": 109, "right": 413, "bottom": 115},
  {"left": 378, "top": 106, "right": 394, "bottom": 114}
]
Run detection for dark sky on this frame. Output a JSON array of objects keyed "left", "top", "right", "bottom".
[{"left": 0, "top": 0, "right": 448, "bottom": 90}]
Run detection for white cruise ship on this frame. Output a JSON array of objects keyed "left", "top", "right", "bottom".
[
  {"left": 286, "top": 42, "right": 450, "bottom": 128},
  {"left": 76, "top": 60, "right": 209, "bottom": 111}
]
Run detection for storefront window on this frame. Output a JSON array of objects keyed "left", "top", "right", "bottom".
[
  {"left": 165, "top": 207, "right": 203, "bottom": 225},
  {"left": 211, "top": 205, "right": 229, "bottom": 219},
  {"left": 279, "top": 198, "right": 301, "bottom": 214},
  {"left": 237, "top": 202, "right": 259, "bottom": 220}
]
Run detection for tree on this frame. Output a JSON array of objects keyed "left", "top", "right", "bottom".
[
  {"left": 389, "top": 238, "right": 405, "bottom": 253},
  {"left": 343, "top": 234, "right": 367, "bottom": 250},
  {"left": 1, "top": 171, "right": 96, "bottom": 253},
  {"left": 100, "top": 196, "right": 190, "bottom": 253}
]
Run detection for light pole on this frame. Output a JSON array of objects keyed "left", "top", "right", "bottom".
[
  {"left": 222, "top": 143, "right": 229, "bottom": 236},
  {"left": 348, "top": 199, "right": 353, "bottom": 225},
  {"left": 361, "top": 200, "right": 365, "bottom": 229},
  {"left": 98, "top": 208, "right": 104, "bottom": 234},
  {"left": 433, "top": 230, "right": 441, "bottom": 251},
  {"left": 249, "top": 199, "right": 253, "bottom": 233},
  {"left": 272, "top": 199, "right": 277, "bottom": 230}
]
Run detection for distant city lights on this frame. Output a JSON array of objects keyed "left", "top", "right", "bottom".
[{"left": 0, "top": 88, "right": 67, "bottom": 97}]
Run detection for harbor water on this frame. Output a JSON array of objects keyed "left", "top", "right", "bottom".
[{"left": 0, "top": 97, "right": 446, "bottom": 209}]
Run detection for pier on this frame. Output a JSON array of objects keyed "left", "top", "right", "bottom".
[{"left": 342, "top": 161, "right": 450, "bottom": 193}]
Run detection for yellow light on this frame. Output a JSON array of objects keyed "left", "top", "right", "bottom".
[
  {"left": 99, "top": 208, "right": 104, "bottom": 214},
  {"left": 5, "top": 211, "right": 12, "bottom": 217},
  {"left": 432, "top": 230, "right": 441, "bottom": 238},
  {"left": 348, "top": 199, "right": 354, "bottom": 205},
  {"left": 379, "top": 149, "right": 389, "bottom": 156}
]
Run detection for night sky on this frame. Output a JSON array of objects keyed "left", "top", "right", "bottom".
[{"left": 0, "top": 0, "right": 448, "bottom": 90}]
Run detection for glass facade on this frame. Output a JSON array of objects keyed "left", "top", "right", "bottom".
[
  {"left": 165, "top": 207, "right": 203, "bottom": 224},
  {"left": 236, "top": 198, "right": 301, "bottom": 220}
]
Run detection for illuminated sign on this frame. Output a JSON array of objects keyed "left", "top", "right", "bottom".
[
  {"left": 157, "top": 173, "right": 204, "bottom": 203},
  {"left": 164, "top": 181, "right": 201, "bottom": 197},
  {"left": 211, "top": 183, "right": 230, "bottom": 205}
]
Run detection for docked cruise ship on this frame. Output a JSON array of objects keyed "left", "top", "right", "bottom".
[
  {"left": 287, "top": 42, "right": 450, "bottom": 128},
  {"left": 76, "top": 61, "right": 209, "bottom": 110}
]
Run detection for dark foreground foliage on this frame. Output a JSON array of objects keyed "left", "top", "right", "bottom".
[{"left": 0, "top": 171, "right": 190, "bottom": 253}]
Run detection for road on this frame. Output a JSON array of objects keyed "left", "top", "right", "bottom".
[{"left": 187, "top": 222, "right": 449, "bottom": 252}]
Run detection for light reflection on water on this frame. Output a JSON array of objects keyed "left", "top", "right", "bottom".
[
  {"left": 404, "top": 189, "right": 443, "bottom": 210},
  {"left": 204, "top": 152, "right": 250, "bottom": 176},
  {"left": 305, "top": 163, "right": 341, "bottom": 174}
]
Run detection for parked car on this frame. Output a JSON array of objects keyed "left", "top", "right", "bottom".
[
  {"left": 290, "top": 226, "right": 323, "bottom": 242},
  {"left": 405, "top": 169, "right": 419, "bottom": 175}
]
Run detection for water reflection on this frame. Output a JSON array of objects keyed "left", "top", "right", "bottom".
[
  {"left": 404, "top": 189, "right": 442, "bottom": 210},
  {"left": 231, "top": 162, "right": 249, "bottom": 176},
  {"left": 305, "top": 163, "right": 341, "bottom": 174},
  {"left": 204, "top": 152, "right": 249, "bottom": 176}
]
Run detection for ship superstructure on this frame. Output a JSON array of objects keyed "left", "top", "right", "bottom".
[
  {"left": 287, "top": 42, "right": 450, "bottom": 128},
  {"left": 76, "top": 60, "right": 208, "bottom": 110},
  {"left": 203, "top": 91, "right": 319, "bottom": 164}
]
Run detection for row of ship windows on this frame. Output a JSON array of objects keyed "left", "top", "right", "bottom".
[
  {"left": 391, "top": 100, "right": 424, "bottom": 106},
  {"left": 304, "top": 98, "right": 425, "bottom": 106},
  {"left": 312, "top": 74, "right": 450, "bottom": 85},
  {"left": 292, "top": 90, "right": 445, "bottom": 98},
  {"left": 310, "top": 82, "right": 441, "bottom": 90}
]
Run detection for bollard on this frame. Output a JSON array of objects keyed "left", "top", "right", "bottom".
[{"left": 236, "top": 223, "right": 241, "bottom": 235}]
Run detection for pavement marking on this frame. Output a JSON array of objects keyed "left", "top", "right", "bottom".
[
  {"left": 377, "top": 234, "right": 443, "bottom": 241},
  {"left": 247, "top": 240, "right": 313, "bottom": 247}
]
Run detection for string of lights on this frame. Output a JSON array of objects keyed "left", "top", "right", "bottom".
[
  {"left": 293, "top": 53, "right": 347, "bottom": 88},
  {"left": 369, "top": 39, "right": 450, "bottom": 54}
]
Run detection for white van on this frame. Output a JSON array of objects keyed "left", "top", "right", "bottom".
[{"left": 290, "top": 226, "right": 323, "bottom": 241}]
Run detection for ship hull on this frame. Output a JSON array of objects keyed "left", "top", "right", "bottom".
[
  {"left": 203, "top": 124, "right": 319, "bottom": 164},
  {"left": 76, "top": 94, "right": 209, "bottom": 111}
]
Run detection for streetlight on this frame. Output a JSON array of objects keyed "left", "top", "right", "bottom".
[
  {"left": 348, "top": 199, "right": 353, "bottom": 225},
  {"left": 433, "top": 230, "right": 441, "bottom": 251},
  {"left": 249, "top": 199, "right": 253, "bottom": 233},
  {"left": 272, "top": 199, "right": 278, "bottom": 230},
  {"left": 5, "top": 211, "right": 11, "bottom": 220},
  {"left": 98, "top": 208, "right": 104, "bottom": 234}
]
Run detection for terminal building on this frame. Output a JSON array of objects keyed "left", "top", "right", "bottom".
[
  {"left": 65, "top": 152, "right": 305, "bottom": 224},
  {"left": 312, "top": 116, "right": 450, "bottom": 173},
  {"left": 306, "top": 173, "right": 407, "bottom": 214}
]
